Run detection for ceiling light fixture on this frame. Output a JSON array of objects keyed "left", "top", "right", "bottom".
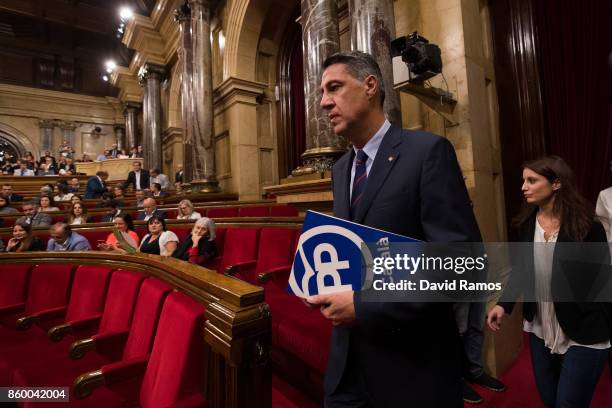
[{"left": 119, "top": 7, "right": 134, "bottom": 21}]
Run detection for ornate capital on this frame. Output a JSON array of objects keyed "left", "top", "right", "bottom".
[
  {"left": 123, "top": 101, "right": 142, "bottom": 114},
  {"left": 38, "top": 119, "right": 55, "bottom": 129},
  {"left": 59, "top": 121, "right": 76, "bottom": 131},
  {"left": 174, "top": 0, "right": 191, "bottom": 22},
  {"left": 137, "top": 63, "right": 166, "bottom": 85}
]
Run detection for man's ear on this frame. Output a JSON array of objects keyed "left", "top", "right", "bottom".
[{"left": 364, "top": 75, "right": 378, "bottom": 100}]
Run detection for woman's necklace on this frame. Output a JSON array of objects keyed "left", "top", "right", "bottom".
[{"left": 537, "top": 212, "right": 560, "bottom": 242}]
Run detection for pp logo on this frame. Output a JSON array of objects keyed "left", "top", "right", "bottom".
[{"left": 288, "top": 225, "right": 373, "bottom": 297}]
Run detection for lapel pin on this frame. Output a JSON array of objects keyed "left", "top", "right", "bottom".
[{"left": 388, "top": 156, "right": 394, "bottom": 162}]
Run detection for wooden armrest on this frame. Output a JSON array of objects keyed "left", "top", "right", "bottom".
[
  {"left": 258, "top": 265, "right": 291, "bottom": 283},
  {"left": 73, "top": 370, "right": 104, "bottom": 400},
  {"left": 69, "top": 338, "right": 95, "bottom": 360},
  {"left": 16, "top": 306, "right": 67, "bottom": 330},
  {"left": 73, "top": 356, "right": 149, "bottom": 400},
  {"left": 225, "top": 260, "right": 257, "bottom": 276}
]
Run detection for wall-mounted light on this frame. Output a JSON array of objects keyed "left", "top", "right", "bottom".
[
  {"left": 119, "top": 7, "right": 134, "bottom": 21},
  {"left": 105, "top": 60, "right": 117, "bottom": 71},
  {"left": 102, "top": 75, "right": 109, "bottom": 82}
]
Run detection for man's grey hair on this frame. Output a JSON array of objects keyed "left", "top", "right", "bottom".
[{"left": 322, "top": 51, "right": 386, "bottom": 107}]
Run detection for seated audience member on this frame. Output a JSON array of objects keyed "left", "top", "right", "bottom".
[
  {"left": 109, "top": 143, "right": 119, "bottom": 158},
  {"left": 149, "top": 168, "right": 171, "bottom": 190},
  {"left": 70, "top": 194, "right": 82, "bottom": 205},
  {"left": 78, "top": 153, "right": 93, "bottom": 162},
  {"left": 16, "top": 201, "right": 52, "bottom": 227},
  {"left": 138, "top": 197, "right": 166, "bottom": 221},
  {"left": 39, "top": 195, "right": 60, "bottom": 212},
  {"left": 67, "top": 202, "right": 89, "bottom": 225},
  {"left": 150, "top": 182, "right": 168, "bottom": 198},
  {"left": 172, "top": 217, "right": 218, "bottom": 266},
  {"left": 2, "top": 184, "right": 24, "bottom": 202},
  {"left": 113, "top": 185, "right": 126, "bottom": 201},
  {"left": 85, "top": 171, "right": 110, "bottom": 199},
  {"left": 59, "top": 157, "right": 76, "bottom": 175},
  {"left": 0, "top": 196, "right": 18, "bottom": 214},
  {"left": 139, "top": 216, "right": 178, "bottom": 256},
  {"left": 14, "top": 162, "right": 35, "bottom": 176},
  {"left": 117, "top": 149, "right": 129, "bottom": 159},
  {"left": 97, "top": 213, "right": 139, "bottom": 251},
  {"left": 46, "top": 222, "right": 91, "bottom": 251},
  {"left": 68, "top": 177, "right": 81, "bottom": 193},
  {"left": 135, "top": 189, "right": 146, "bottom": 208},
  {"left": 124, "top": 161, "right": 150, "bottom": 191},
  {"left": 37, "top": 157, "right": 57, "bottom": 175},
  {"left": 177, "top": 199, "right": 202, "bottom": 220},
  {"left": 136, "top": 145, "right": 144, "bottom": 158},
  {"left": 40, "top": 184, "right": 54, "bottom": 196},
  {"left": 25, "top": 152, "right": 38, "bottom": 169},
  {"left": 53, "top": 183, "right": 74, "bottom": 202},
  {"left": 128, "top": 146, "right": 137, "bottom": 158},
  {"left": 100, "top": 199, "right": 125, "bottom": 223},
  {"left": 58, "top": 140, "right": 74, "bottom": 158},
  {"left": 1, "top": 160, "right": 15, "bottom": 174},
  {"left": 96, "top": 150, "right": 109, "bottom": 161},
  {"left": 5, "top": 222, "right": 44, "bottom": 252}
]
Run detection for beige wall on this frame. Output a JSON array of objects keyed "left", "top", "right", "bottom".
[{"left": 0, "top": 83, "right": 123, "bottom": 160}]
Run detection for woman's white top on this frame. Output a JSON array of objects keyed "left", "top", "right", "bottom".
[
  {"left": 54, "top": 193, "right": 74, "bottom": 202},
  {"left": 596, "top": 186, "right": 612, "bottom": 241},
  {"left": 71, "top": 217, "right": 84, "bottom": 225},
  {"left": 523, "top": 218, "right": 611, "bottom": 354},
  {"left": 141, "top": 230, "right": 179, "bottom": 256},
  {"left": 177, "top": 211, "right": 202, "bottom": 220}
]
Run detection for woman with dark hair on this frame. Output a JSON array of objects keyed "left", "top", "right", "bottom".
[
  {"left": 67, "top": 202, "right": 90, "bottom": 225},
  {"left": 39, "top": 195, "right": 60, "bottom": 212},
  {"left": 5, "top": 222, "right": 43, "bottom": 252},
  {"left": 172, "top": 217, "right": 217, "bottom": 266},
  {"left": 139, "top": 216, "right": 178, "bottom": 256},
  {"left": 0, "top": 196, "right": 18, "bottom": 214},
  {"left": 487, "top": 156, "right": 611, "bottom": 407},
  {"left": 97, "top": 213, "right": 139, "bottom": 251},
  {"left": 53, "top": 183, "right": 74, "bottom": 202}
]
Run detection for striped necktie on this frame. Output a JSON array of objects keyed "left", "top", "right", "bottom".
[{"left": 350, "top": 149, "right": 368, "bottom": 220}]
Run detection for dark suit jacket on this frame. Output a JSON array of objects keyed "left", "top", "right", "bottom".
[
  {"left": 125, "top": 170, "right": 150, "bottom": 190},
  {"left": 137, "top": 209, "right": 167, "bottom": 221},
  {"left": 329, "top": 125, "right": 481, "bottom": 407},
  {"left": 85, "top": 176, "right": 106, "bottom": 199},
  {"left": 6, "top": 193, "right": 24, "bottom": 202},
  {"left": 498, "top": 211, "right": 611, "bottom": 344},
  {"left": 175, "top": 171, "right": 183, "bottom": 183}
]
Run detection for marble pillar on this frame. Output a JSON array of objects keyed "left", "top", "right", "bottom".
[
  {"left": 297, "top": 0, "right": 346, "bottom": 176},
  {"left": 114, "top": 125, "right": 126, "bottom": 151},
  {"left": 348, "top": 0, "right": 402, "bottom": 125},
  {"left": 138, "top": 64, "right": 165, "bottom": 170},
  {"left": 124, "top": 102, "right": 141, "bottom": 150},
  {"left": 59, "top": 122, "right": 76, "bottom": 149},
  {"left": 186, "top": 0, "right": 219, "bottom": 192},
  {"left": 39, "top": 119, "right": 55, "bottom": 153}
]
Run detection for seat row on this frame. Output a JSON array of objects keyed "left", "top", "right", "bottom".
[{"left": 0, "top": 264, "right": 206, "bottom": 407}]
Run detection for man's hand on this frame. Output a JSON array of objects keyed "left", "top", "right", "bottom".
[{"left": 306, "top": 291, "right": 356, "bottom": 327}]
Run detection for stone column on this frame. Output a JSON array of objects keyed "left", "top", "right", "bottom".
[
  {"left": 124, "top": 102, "right": 141, "bottom": 150},
  {"left": 38, "top": 119, "right": 55, "bottom": 153},
  {"left": 296, "top": 0, "right": 346, "bottom": 176},
  {"left": 348, "top": 0, "right": 401, "bottom": 125},
  {"left": 185, "top": 0, "right": 219, "bottom": 192},
  {"left": 59, "top": 121, "right": 76, "bottom": 148},
  {"left": 114, "top": 125, "right": 126, "bottom": 151},
  {"left": 138, "top": 64, "right": 165, "bottom": 170}
]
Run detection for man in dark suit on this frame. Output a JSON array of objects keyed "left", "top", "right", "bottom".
[
  {"left": 124, "top": 161, "right": 150, "bottom": 191},
  {"left": 85, "top": 171, "right": 109, "bottom": 199},
  {"left": 175, "top": 164, "right": 184, "bottom": 183},
  {"left": 2, "top": 184, "right": 24, "bottom": 202},
  {"left": 137, "top": 197, "right": 167, "bottom": 221},
  {"left": 306, "top": 51, "right": 483, "bottom": 407}
]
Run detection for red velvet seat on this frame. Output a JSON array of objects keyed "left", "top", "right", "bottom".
[
  {"left": 0, "top": 264, "right": 31, "bottom": 310},
  {"left": 12, "top": 276, "right": 170, "bottom": 408},
  {"left": 238, "top": 206, "right": 270, "bottom": 217},
  {"left": 218, "top": 228, "right": 259, "bottom": 274},
  {"left": 165, "top": 209, "right": 178, "bottom": 219},
  {"left": 270, "top": 204, "right": 299, "bottom": 217},
  {"left": 51, "top": 215, "right": 65, "bottom": 224},
  {"left": 0, "top": 265, "right": 110, "bottom": 386},
  {"left": 207, "top": 207, "right": 238, "bottom": 218},
  {"left": 81, "top": 291, "right": 207, "bottom": 407},
  {"left": 0, "top": 264, "right": 74, "bottom": 327}
]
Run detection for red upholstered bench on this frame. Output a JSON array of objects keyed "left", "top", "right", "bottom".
[
  {"left": 270, "top": 204, "right": 299, "bottom": 217},
  {"left": 0, "top": 264, "right": 31, "bottom": 310},
  {"left": 239, "top": 206, "right": 270, "bottom": 217},
  {"left": 207, "top": 207, "right": 238, "bottom": 218}
]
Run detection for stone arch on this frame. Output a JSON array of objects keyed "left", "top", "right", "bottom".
[
  {"left": 224, "top": 0, "right": 267, "bottom": 81},
  {"left": 0, "top": 122, "right": 35, "bottom": 157}
]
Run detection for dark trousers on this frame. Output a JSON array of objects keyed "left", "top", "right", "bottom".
[
  {"left": 454, "top": 302, "right": 485, "bottom": 379},
  {"left": 324, "top": 351, "right": 372, "bottom": 408},
  {"left": 529, "top": 333, "right": 609, "bottom": 408}
]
